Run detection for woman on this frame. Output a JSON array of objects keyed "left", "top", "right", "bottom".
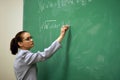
[{"left": 10, "top": 25, "right": 69, "bottom": 80}]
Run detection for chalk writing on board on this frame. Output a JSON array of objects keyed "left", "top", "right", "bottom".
[
  {"left": 39, "top": 20, "right": 70, "bottom": 30},
  {"left": 38, "top": 0, "right": 92, "bottom": 12}
]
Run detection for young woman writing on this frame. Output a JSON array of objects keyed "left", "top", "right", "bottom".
[{"left": 10, "top": 25, "right": 69, "bottom": 80}]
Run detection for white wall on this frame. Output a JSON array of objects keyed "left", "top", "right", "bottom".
[{"left": 0, "top": 0, "right": 23, "bottom": 80}]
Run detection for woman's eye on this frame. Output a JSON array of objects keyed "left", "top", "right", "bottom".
[{"left": 24, "top": 36, "right": 33, "bottom": 41}]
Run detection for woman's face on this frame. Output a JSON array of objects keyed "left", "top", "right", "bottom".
[{"left": 18, "top": 32, "right": 34, "bottom": 50}]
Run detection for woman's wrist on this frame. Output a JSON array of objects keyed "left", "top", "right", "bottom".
[{"left": 56, "top": 35, "right": 64, "bottom": 43}]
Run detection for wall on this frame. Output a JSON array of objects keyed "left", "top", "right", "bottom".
[{"left": 0, "top": 0, "right": 23, "bottom": 80}]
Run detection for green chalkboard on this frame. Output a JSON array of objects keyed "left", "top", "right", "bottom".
[{"left": 23, "top": 0, "right": 120, "bottom": 80}]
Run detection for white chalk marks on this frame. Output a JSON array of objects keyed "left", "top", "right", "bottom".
[
  {"left": 39, "top": 20, "right": 70, "bottom": 30},
  {"left": 38, "top": 0, "right": 92, "bottom": 12}
]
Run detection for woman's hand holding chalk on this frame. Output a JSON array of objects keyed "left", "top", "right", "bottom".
[
  {"left": 62, "top": 25, "right": 69, "bottom": 32},
  {"left": 56, "top": 25, "right": 69, "bottom": 43}
]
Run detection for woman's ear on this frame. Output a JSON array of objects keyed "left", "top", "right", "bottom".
[{"left": 18, "top": 42, "right": 23, "bottom": 47}]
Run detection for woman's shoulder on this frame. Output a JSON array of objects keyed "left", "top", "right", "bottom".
[{"left": 16, "top": 48, "right": 31, "bottom": 58}]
